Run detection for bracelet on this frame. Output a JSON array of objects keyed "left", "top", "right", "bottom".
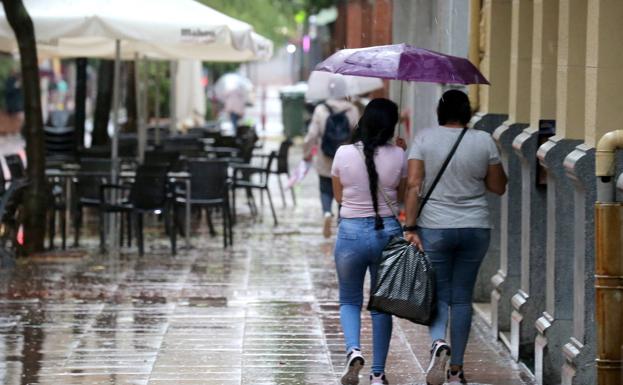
[{"left": 402, "top": 224, "right": 418, "bottom": 232}]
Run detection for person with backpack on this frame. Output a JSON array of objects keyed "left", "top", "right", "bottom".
[
  {"left": 331, "top": 98, "right": 407, "bottom": 385},
  {"left": 403, "top": 90, "right": 507, "bottom": 385},
  {"left": 303, "top": 77, "right": 359, "bottom": 238}
]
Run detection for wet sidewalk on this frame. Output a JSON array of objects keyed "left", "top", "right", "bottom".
[{"left": 0, "top": 156, "right": 529, "bottom": 385}]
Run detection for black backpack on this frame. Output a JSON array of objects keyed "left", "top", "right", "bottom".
[{"left": 320, "top": 103, "right": 351, "bottom": 158}]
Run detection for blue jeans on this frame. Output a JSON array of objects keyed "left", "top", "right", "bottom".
[
  {"left": 417, "top": 227, "right": 490, "bottom": 366},
  {"left": 334, "top": 217, "right": 402, "bottom": 374},
  {"left": 319, "top": 176, "right": 333, "bottom": 214}
]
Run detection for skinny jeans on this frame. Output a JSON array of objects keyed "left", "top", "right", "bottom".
[
  {"left": 334, "top": 216, "right": 402, "bottom": 374},
  {"left": 417, "top": 227, "right": 490, "bottom": 366}
]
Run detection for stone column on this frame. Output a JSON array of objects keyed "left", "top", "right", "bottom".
[
  {"left": 472, "top": 0, "right": 512, "bottom": 306},
  {"left": 490, "top": 0, "right": 532, "bottom": 347},
  {"left": 562, "top": 1, "right": 623, "bottom": 384},
  {"left": 533, "top": 1, "right": 587, "bottom": 384},
  {"left": 510, "top": 0, "right": 558, "bottom": 364}
]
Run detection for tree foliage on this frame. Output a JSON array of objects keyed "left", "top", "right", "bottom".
[{"left": 200, "top": 0, "right": 337, "bottom": 44}]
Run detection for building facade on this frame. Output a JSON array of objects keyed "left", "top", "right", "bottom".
[{"left": 390, "top": 0, "right": 623, "bottom": 384}]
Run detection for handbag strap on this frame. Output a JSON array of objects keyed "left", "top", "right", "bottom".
[
  {"left": 417, "top": 127, "right": 468, "bottom": 217},
  {"left": 355, "top": 144, "right": 400, "bottom": 221}
]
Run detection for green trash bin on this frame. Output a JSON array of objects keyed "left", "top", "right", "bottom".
[{"left": 280, "top": 88, "right": 307, "bottom": 137}]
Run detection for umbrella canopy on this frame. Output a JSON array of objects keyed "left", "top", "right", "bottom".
[
  {"left": 305, "top": 71, "right": 383, "bottom": 102},
  {"left": 315, "top": 43, "right": 488, "bottom": 85},
  {"left": 213, "top": 73, "right": 254, "bottom": 102},
  {"left": 0, "top": 0, "right": 273, "bottom": 61}
]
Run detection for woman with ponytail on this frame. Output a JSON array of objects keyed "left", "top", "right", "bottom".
[{"left": 331, "top": 98, "right": 407, "bottom": 385}]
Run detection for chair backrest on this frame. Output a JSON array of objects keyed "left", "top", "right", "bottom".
[
  {"left": 144, "top": 150, "right": 180, "bottom": 169},
  {"left": 129, "top": 164, "right": 169, "bottom": 210},
  {"left": 78, "top": 145, "right": 110, "bottom": 159},
  {"left": 47, "top": 110, "right": 73, "bottom": 127},
  {"left": 4, "top": 154, "right": 25, "bottom": 180},
  {"left": 162, "top": 137, "right": 203, "bottom": 155},
  {"left": 76, "top": 158, "right": 112, "bottom": 201},
  {"left": 276, "top": 139, "right": 292, "bottom": 173},
  {"left": 187, "top": 160, "right": 229, "bottom": 201},
  {"left": 44, "top": 125, "right": 76, "bottom": 161}
]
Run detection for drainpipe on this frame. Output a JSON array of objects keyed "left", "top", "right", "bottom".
[
  {"left": 594, "top": 130, "right": 623, "bottom": 385},
  {"left": 595, "top": 129, "right": 623, "bottom": 201}
]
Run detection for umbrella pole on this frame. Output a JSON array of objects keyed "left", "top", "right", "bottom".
[
  {"left": 135, "top": 54, "right": 146, "bottom": 163},
  {"left": 109, "top": 39, "right": 122, "bottom": 256},
  {"left": 398, "top": 80, "right": 404, "bottom": 137},
  {"left": 154, "top": 62, "right": 161, "bottom": 145},
  {"left": 169, "top": 60, "right": 177, "bottom": 135}
]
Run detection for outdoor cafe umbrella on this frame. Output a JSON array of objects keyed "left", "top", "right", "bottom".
[
  {"left": 304, "top": 71, "right": 383, "bottom": 102},
  {"left": 0, "top": 0, "right": 273, "bottom": 61},
  {"left": 0, "top": 0, "right": 273, "bottom": 253},
  {"left": 315, "top": 43, "right": 489, "bottom": 136}
]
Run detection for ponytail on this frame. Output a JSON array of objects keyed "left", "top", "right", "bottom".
[{"left": 354, "top": 98, "right": 399, "bottom": 230}]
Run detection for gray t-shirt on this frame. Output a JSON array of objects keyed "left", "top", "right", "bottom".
[{"left": 408, "top": 126, "right": 501, "bottom": 229}]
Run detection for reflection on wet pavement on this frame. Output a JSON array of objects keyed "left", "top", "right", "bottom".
[{"left": 0, "top": 151, "right": 529, "bottom": 385}]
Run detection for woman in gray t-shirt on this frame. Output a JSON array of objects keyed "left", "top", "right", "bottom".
[{"left": 403, "top": 90, "right": 507, "bottom": 385}]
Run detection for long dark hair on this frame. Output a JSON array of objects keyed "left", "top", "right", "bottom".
[{"left": 350, "top": 98, "right": 399, "bottom": 230}]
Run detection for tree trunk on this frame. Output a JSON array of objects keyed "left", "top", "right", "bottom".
[
  {"left": 74, "top": 58, "right": 87, "bottom": 148},
  {"left": 1, "top": 0, "right": 47, "bottom": 253},
  {"left": 92, "top": 60, "right": 114, "bottom": 146}
]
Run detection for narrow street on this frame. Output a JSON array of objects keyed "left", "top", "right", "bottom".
[{"left": 0, "top": 148, "right": 529, "bottom": 385}]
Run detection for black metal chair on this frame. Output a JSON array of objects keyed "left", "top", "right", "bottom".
[
  {"left": 174, "top": 159, "right": 232, "bottom": 248},
  {"left": 73, "top": 159, "right": 112, "bottom": 247},
  {"left": 231, "top": 151, "right": 278, "bottom": 226},
  {"left": 99, "top": 164, "right": 174, "bottom": 256},
  {"left": 257, "top": 139, "right": 295, "bottom": 207},
  {"left": 275, "top": 139, "right": 295, "bottom": 206}
]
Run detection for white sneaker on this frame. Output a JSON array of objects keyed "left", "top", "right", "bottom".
[
  {"left": 425, "top": 339, "right": 451, "bottom": 385},
  {"left": 323, "top": 212, "right": 332, "bottom": 238},
  {"left": 369, "top": 372, "right": 389, "bottom": 384},
  {"left": 341, "top": 348, "right": 364, "bottom": 385}
]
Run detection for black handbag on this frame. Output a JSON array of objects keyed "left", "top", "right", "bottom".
[{"left": 368, "top": 236, "right": 436, "bottom": 325}]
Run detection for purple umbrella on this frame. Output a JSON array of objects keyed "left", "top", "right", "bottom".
[{"left": 315, "top": 43, "right": 489, "bottom": 85}]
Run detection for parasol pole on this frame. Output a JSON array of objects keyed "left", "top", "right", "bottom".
[
  {"left": 169, "top": 60, "right": 177, "bottom": 135},
  {"left": 397, "top": 80, "right": 404, "bottom": 138},
  {"left": 108, "top": 39, "right": 122, "bottom": 256},
  {"left": 154, "top": 62, "right": 161, "bottom": 145}
]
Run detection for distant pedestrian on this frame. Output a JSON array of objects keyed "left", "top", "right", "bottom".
[
  {"left": 303, "top": 77, "right": 359, "bottom": 238},
  {"left": 223, "top": 87, "right": 246, "bottom": 131},
  {"left": 331, "top": 98, "right": 407, "bottom": 385},
  {"left": 403, "top": 90, "right": 507, "bottom": 385}
]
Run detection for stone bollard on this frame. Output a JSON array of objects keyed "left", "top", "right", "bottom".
[
  {"left": 561, "top": 145, "right": 597, "bottom": 385},
  {"left": 534, "top": 136, "right": 582, "bottom": 384},
  {"left": 509, "top": 127, "right": 547, "bottom": 363},
  {"left": 472, "top": 113, "right": 508, "bottom": 307},
  {"left": 490, "top": 121, "right": 526, "bottom": 345}
]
